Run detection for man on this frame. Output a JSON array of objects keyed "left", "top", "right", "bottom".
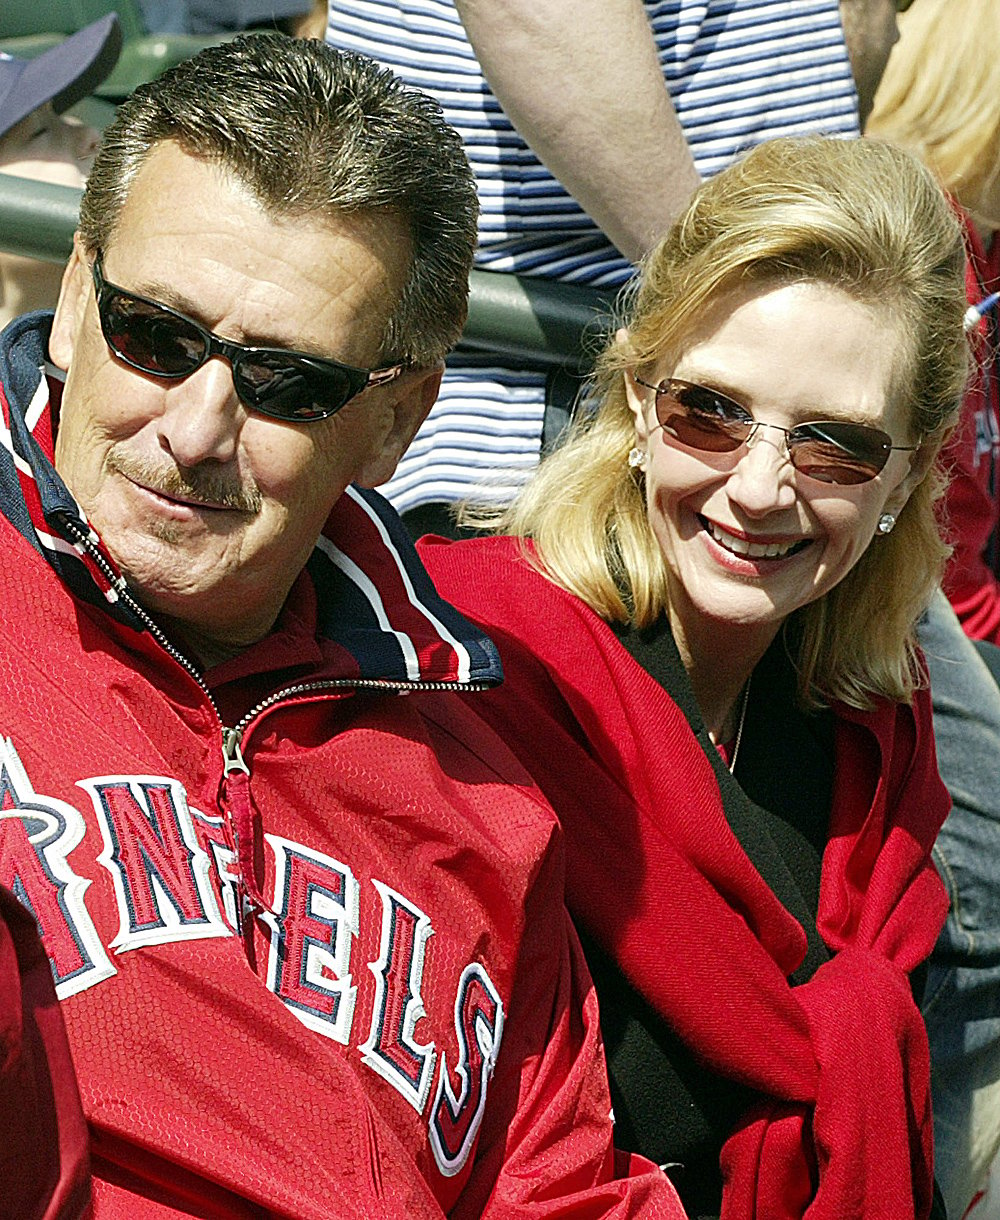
[{"left": 0, "top": 34, "right": 683, "bottom": 1218}]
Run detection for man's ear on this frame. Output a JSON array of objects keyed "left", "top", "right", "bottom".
[
  {"left": 354, "top": 362, "right": 444, "bottom": 488},
  {"left": 48, "top": 233, "right": 91, "bottom": 370}
]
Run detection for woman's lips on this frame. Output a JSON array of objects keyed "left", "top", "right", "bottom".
[{"left": 699, "top": 514, "right": 812, "bottom": 560}]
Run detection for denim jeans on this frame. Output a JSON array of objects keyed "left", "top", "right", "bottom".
[{"left": 920, "top": 591, "right": 1000, "bottom": 1220}]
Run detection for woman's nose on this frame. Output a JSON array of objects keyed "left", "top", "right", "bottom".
[{"left": 725, "top": 424, "right": 798, "bottom": 515}]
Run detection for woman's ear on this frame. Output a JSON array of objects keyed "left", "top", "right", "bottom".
[
  {"left": 48, "top": 233, "right": 91, "bottom": 371},
  {"left": 621, "top": 329, "right": 655, "bottom": 448},
  {"left": 623, "top": 367, "right": 653, "bottom": 445},
  {"left": 881, "top": 441, "right": 940, "bottom": 520}
]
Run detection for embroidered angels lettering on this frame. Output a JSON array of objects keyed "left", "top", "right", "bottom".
[
  {"left": 0, "top": 740, "right": 504, "bottom": 1177},
  {"left": 81, "top": 774, "right": 230, "bottom": 951},
  {"left": 0, "top": 737, "right": 116, "bottom": 997},
  {"left": 361, "top": 879, "right": 437, "bottom": 1113}
]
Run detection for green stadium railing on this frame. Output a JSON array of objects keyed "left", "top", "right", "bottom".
[{"left": 0, "top": 175, "right": 621, "bottom": 371}]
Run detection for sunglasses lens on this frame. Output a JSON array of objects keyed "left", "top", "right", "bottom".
[
  {"left": 94, "top": 260, "right": 383, "bottom": 424},
  {"left": 656, "top": 381, "right": 752, "bottom": 453},
  {"left": 788, "top": 422, "right": 891, "bottom": 485},
  {"left": 234, "top": 353, "right": 361, "bottom": 421},
  {"left": 102, "top": 291, "right": 206, "bottom": 376}
]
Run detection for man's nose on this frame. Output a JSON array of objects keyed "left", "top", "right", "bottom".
[{"left": 155, "top": 358, "right": 245, "bottom": 467}]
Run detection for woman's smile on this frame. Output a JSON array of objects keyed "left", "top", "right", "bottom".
[{"left": 698, "top": 515, "right": 813, "bottom": 562}]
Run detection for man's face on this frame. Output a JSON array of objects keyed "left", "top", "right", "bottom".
[
  {"left": 50, "top": 141, "right": 437, "bottom": 660},
  {"left": 839, "top": 0, "right": 900, "bottom": 129}
]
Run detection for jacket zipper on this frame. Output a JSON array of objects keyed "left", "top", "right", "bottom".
[
  {"left": 58, "top": 512, "right": 490, "bottom": 913},
  {"left": 58, "top": 511, "right": 489, "bottom": 749}
]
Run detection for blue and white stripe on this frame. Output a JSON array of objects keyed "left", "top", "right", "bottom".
[{"left": 326, "top": 0, "right": 862, "bottom": 511}]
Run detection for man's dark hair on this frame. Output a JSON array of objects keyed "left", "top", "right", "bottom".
[{"left": 79, "top": 33, "right": 478, "bottom": 366}]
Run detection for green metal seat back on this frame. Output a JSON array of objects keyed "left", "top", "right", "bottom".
[{"left": 0, "top": 1, "right": 145, "bottom": 41}]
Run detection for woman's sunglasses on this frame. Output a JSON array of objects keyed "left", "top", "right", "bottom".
[
  {"left": 90, "top": 254, "right": 406, "bottom": 422},
  {"left": 633, "top": 377, "right": 921, "bottom": 486}
]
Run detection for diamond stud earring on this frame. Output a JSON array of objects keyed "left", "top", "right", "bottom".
[
  {"left": 876, "top": 513, "right": 896, "bottom": 535},
  {"left": 628, "top": 446, "right": 647, "bottom": 470}
]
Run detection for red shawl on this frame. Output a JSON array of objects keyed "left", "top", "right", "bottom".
[{"left": 420, "top": 534, "right": 951, "bottom": 1220}]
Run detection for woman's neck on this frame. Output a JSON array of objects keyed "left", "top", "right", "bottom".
[{"left": 669, "top": 610, "right": 779, "bottom": 743}]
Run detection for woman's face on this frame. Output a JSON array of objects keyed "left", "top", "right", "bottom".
[{"left": 626, "top": 280, "right": 932, "bottom": 654}]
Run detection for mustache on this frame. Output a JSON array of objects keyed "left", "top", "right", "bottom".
[{"left": 107, "top": 448, "right": 263, "bottom": 514}]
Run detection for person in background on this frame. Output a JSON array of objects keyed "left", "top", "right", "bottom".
[
  {"left": 0, "top": 33, "right": 685, "bottom": 1219},
  {"left": 868, "top": 0, "right": 1000, "bottom": 649},
  {"left": 421, "top": 134, "right": 965, "bottom": 1220},
  {"left": 287, "top": 0, "right": 328, "bottom": 38},
  {"left": 136, "top": 0, "right": 317, "bottom": 35},
  {"left": 325, "top": 0, "right": 862, "bottom": 538},
  {"left": 0, "top": 15, "right": 121, "bottom": 330},
  {"left": 838, "top": 0, "right": 906, "bottom": 128},
  {"left": 866, "top": 2, "right": 1000, "bottom": 1212}
]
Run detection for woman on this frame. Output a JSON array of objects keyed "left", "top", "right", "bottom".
[{"left": 419, "top": 136, "right": 969, "bottom": 1219}]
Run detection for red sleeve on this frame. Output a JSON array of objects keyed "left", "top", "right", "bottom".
[
  {"left": 0, "top": 884, "right": 90, "bottom": 1220},
  {"left": 452, "top": 822, "right": 686, "bottom": 1220}
]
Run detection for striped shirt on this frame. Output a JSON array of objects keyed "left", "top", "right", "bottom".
[{"left": 326, "top": 0, "right": 862, "bottom": 511}]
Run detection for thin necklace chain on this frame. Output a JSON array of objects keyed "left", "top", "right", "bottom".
[{"left": 728, "top": 675, "right": 752, "bottom": 775}]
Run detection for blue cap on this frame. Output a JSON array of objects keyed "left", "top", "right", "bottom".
[{"left": 0, "top": 15, "right": 122, "bottom": 140}]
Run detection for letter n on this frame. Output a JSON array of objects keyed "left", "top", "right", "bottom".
[{"left": 82, "top": 776, "right": 227, "bottom": 951}]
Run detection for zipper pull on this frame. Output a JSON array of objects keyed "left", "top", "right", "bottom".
[
  {"left": 219, "top": 726, "right": 268, "bottom": 963},
  {"left": 222, "top": 727, "right": 249, "bottom": 775}
]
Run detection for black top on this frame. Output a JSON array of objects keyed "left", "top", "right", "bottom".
[{"left": 597, "top": 617, "right": 835, "bottom": 1218}]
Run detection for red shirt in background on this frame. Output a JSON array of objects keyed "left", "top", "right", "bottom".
[{"left": 943, "top": 212, "right": 1000, "bottom": 643}]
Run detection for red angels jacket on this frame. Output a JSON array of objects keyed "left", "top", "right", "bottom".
[
  {"left": 0, "top": 314, "right": 685, "bottom": 1220},
  {"left": 0, "top": 882, "right": 90, "bottom": 1220}
]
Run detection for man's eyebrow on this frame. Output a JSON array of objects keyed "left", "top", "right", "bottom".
[{"left": 119, "top": 276, "right": 339, "bottom": 360}]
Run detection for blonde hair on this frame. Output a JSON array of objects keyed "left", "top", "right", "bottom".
[
  {"left": 474, "top": 136, "right": 970, "bottom": 708},
  {"left": 867, "top": 0, "right": 1000, "bottom": 223}
]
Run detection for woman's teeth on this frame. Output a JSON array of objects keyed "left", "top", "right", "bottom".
[{"left": 706, "top": 519, "right": 807, "bottom": 559}]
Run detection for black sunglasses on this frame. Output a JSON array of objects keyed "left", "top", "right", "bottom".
[
  {"left": 90, "top": 254, "right": 406, "bottom": 422},
  {"left": 634, "top": 377, "right": 921, "bottom": 486}
]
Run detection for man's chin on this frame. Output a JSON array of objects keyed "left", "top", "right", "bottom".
[{"left": 145, "top": 519, "right": 184, "bottom": 546}]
